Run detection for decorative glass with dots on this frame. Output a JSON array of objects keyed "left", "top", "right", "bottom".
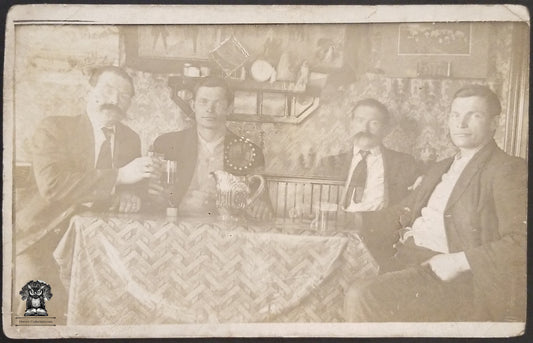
[{"left": 224, "top": 137, "right": 258, "bottom": 176}]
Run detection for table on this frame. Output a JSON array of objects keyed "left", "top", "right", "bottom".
[{"left": 54, "top": 213, "right": 378, "bottom": 324}]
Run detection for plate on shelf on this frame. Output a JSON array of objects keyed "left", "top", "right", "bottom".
[{"left": 250, "top": 59, "right": 274, "bottom": 82}]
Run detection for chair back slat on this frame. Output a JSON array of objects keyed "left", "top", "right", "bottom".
[{"left": 264, "top": 174, "right": 347, "bottom": 229}]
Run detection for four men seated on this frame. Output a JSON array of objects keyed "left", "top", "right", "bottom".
[{"left": 16, "top": 65, "right": 526, "bottom": 323}]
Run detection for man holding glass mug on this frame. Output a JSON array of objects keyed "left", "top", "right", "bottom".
[
  {"left": 15, "top": 66, "right": 158, "bottom": 322},
  {"left": 151, "top": 77, "right": 273, "bottom": 220}
]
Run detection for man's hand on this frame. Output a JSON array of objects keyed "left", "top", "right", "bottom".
[
  {"left": 116, "top": 157, "right": 158, "bottom": 185},
  {"left": 109, "top": 191, "right": 142, "bottom": 213},
  {"left": 148, "top": 176, "right": 165, "bottom": 197},
  {"left": 422, "top": 252, "right": 471, "bottom": 282},
  {"left": 247, "top": 199, "right": 274, "bottom": 221}
]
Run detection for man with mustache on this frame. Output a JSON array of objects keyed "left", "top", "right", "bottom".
[
  {"left": 152, "top": 76, "right": 272, "bottom": 219},
  {"left": 319, "top": 99, "right": 420, "bottom": 263},
  {"left": 15, "top": 66, "right": 156, "bottom": 321},
  {"left": 322, "top": 98, "right": 420, "bottom": 213},
  {"left": 344, "top": 85, "right": 527, "bottom": 321}
]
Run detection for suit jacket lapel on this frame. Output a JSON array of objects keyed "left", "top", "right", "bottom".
[
  {"left": 445, "top": 141, "right": 496, "bottom": 211},
  {"left": 339, "top": 150, "right": 354, "bottom": 203},
  {"left": 79, "top": 114, "right": 96, "bottom": 168},
  {"left": 340, "top": 151, "right": 353, "bottom": 180},
  {"left": 411, "top": 158, "right": 454, "bottom": 218},
  {"left": 381, "top": 146, "right": 391, "bottom": 207},
  {"left": 181, "top": 127, "right": 198, "bottom": 187},
  {"left": 114, "top": 122, "right": 135, "bottom": 167},
  {"left": 113, "top": 123, "right": 123, "bottom": 167}
]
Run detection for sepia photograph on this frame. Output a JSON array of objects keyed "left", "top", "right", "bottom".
[{"left": 2, "top": 4, "right": 529, "bottom": 339}]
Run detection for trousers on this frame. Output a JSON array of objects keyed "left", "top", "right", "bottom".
[{"left": 344, "top": 238, "right": 475, "bottom": 322}]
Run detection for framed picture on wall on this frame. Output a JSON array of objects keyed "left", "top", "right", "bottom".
[
  {"left": 123, "top": 26, "right": 216, "bottom": 73},
  {"left": 371, "top": 22, "right": 490, "bottom": 78},
  {"left": 123, "top": 25, "right": 348, "bottom": 74},
  {"left": 398, "top": 23, "right": 472, "bottom": 55}
]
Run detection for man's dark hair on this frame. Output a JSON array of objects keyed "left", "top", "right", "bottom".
[
  {"left": 453, "top": 85, "right": 501, "bottom": 116},
  {"left": 193, "top": 76, "right": 234, "bottom": 104},
  {"left": 89, "top": 66, "right": 135, "bottom": 95},
  {"left": 351, "top": 98, "right": 391, "bottom": 125}
]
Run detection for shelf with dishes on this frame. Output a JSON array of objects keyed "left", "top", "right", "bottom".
[{"left": 168, "top": 73, "right": 322, "bottom": 124}]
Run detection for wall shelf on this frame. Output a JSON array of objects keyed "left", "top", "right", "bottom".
[
  {"left": 229, "top": 97, "right": 320, "bottom": 124},
  {"left": 168, "top": 75, "right": 321, "bottom": 124}
]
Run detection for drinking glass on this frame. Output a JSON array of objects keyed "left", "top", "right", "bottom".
[{"left": 162, "top": 160, "right": 178, "bottom": 209}]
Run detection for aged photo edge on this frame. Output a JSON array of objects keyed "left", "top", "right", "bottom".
[{"left": 2, "top": 3, "right": 529, "bottom": 339}]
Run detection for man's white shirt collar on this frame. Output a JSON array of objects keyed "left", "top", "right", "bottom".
[
  {"left": 455, "top": 143, "right": 485, "bottom": 161},
  {"left": 352, "top": 144, "right": 382, "bottom": 157},
  {"left": 197, "top": 132, "right": 225, "bottom": 155},
  {"left": 87, "top": 114, "right": 116, "bottom": 138}
]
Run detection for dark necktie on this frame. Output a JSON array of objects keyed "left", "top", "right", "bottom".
[
  {"left": 95, "top": 127, "right": 113, "bottom": 169},
  {"left": 344, "top": 150, "right": 370, "bottom": 208}
]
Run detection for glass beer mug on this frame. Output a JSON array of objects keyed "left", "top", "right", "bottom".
[
  {"left": 162, "top": 160, "right": 179, "bottom": 216},
  {"left": 147, "top": 148, "right": 179, "bottom": 216},
  {"left": 310, "top": 202, "right": 338, "bottom": 231}
]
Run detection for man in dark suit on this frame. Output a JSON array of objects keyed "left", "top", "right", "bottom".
[
  {"left": 15, "top": 66, "right": 157, "bottom": 320},
  {"left": 152, "top": 76, "right": 272, "bottom": 219},
  {"left": 319, "top": 98, "right": 421, "bottom": 213},
  {"left": 344, "top": 85, "right": 527, "bottom": 322}
]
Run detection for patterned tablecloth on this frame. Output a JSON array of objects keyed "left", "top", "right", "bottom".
[{"left": 54, "top": 213, "right": 378, "bottom": 325}]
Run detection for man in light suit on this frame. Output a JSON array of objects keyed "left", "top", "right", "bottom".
[
  {"left": 344, "top": 85, "right": 527, "bottom": 322},
  {"left": 320, "top": 98, "right": 421, "bottom": 213},
  {"left": 152, "top": 76, "right": 272, "bottom": 219},
  {"left": 15, "top": 66, "right": 157, "bottom": 321}
]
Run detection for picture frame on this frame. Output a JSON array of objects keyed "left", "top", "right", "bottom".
[
  {"left": 368, "top": 22, "right": 490, "bottom": 78},
  {"left": 398, "top": 23, "right": 472, "bottom": 56}
]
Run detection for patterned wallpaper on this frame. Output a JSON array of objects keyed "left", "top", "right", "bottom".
[
  {"left": 228, "top": 75, "right": 508, "bottom": 177},
  {"left": 124, "top": 70, "right": 192, "bottom": 152},
  {"left": 14, "top": 24, "right": 515, "bottom": 179},
  {"left": 14, "top": 25, "right": 120, "bottom": 162},
  {"left": 229, "top": 23, "right": 514, "bottom": 176}
]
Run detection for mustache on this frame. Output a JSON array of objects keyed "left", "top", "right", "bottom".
[
  {"left": 99, "top": 104, "right": 124, "bottom": 116},
  {"left": 353, "top": 131, "right": 377, "bottom": 141},
  {"left": 352, "top": 131, "right": 380, "bottom": 149}
]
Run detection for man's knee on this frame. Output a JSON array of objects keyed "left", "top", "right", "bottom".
[{"left": 344, "top": 279, "right": 376, "bottom": 322}]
